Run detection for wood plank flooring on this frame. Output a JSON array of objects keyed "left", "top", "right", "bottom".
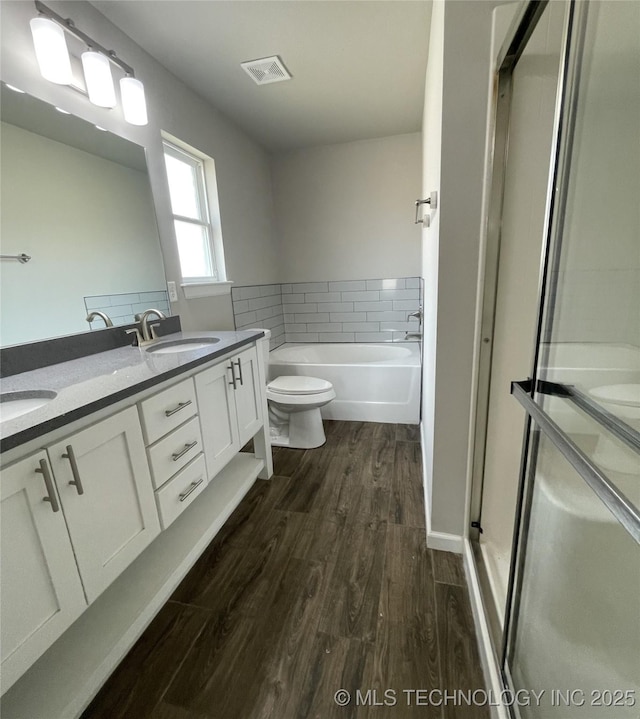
[{"left": 82, "top": 421, "right": 488, "bottom": 719}]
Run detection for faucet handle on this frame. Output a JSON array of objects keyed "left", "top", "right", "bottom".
[
  {"left": 149, "top": 322, "right": 161, "bottom": 341},
  {"left": 125, "top": 328, "right": 144, "bottom": 347},
  {"left": 407, "top": 309, "right": 422, "bottom": 322}
]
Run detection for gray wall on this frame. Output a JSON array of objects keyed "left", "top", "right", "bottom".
[
  {"left": 421, "top": 0, "right": 503, "bottom": 539},
  {"left": 0, "top": 0, "right": 279, "bottom": 334},
  {"left": 272, "top": 133, "right": 422, "bottom": 282}
]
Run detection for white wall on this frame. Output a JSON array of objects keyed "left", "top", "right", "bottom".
[
  {"left": 0, "top": 122, "right": 165, "bottom": 345},
  {"left": 0, "top": 0, "right": 279, "bottom": 334},
  {"left": 272, "top": 134, "right": 422, "bottom": 282},
  {"left": 421, "top": 0, "right": 504, "bottom": 541},
  {"left": 420, "top": 0, "right": 444, "bottom": 536}
]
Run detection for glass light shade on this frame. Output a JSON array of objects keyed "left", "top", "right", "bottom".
[
  {"left": 30, "top": 17, "right": 72, "bottom": 85},
  {"left": 120, "top": 76, "right": 148, "bottom": 126},
  {"left": 81, "top": 51, "right": 116, "bottom": 108}
]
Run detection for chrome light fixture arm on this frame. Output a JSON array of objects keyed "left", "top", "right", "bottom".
[{"left": 34, "top": 0, "right": 134, "bottom": 77}]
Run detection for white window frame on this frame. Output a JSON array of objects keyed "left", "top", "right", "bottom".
[{"left": 162, "top": 137, "right": 231, "bottom": 298}]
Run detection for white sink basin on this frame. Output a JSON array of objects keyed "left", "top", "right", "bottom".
[
  {"left": 0, "top": 390, "right": 57, "bottom": 422},
  {"left": 146, "top": 338, "right": 220, "bottom": 355}
]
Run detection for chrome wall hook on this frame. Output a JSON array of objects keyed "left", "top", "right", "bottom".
[{"left": 414, "top": 191, "right": 438, "bottom": 224}]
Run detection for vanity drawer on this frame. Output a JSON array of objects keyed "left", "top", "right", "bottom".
[
  {"left": 155, "top": 454, "right": 207, "bottom": 529},
  {"left": 140, "top": 378, "right": 197, "bottom": 445},
  {"left": 147, "top": 416, "right": 203, "bottom": 490}
]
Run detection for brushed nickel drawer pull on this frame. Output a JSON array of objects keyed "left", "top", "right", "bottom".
[
  {"left": 228, "top": 362, "right": 237, "bottom": 389},
  {"left": 234, "top": 358, "right": 244, "bottom": 386},
  {"left": 179, "top": 478, "right": 204, "bottom": 502},
  {"left": 172, "top": 440, "right": 198, "bottom": 462},
  {"left": 35, "top": 458, "right": 60, "bottom": 512},
  {"left": 62, "top": 445, "right": 84, "bottom": 495},
  {"left": 164, "top": 399, "right": 192, "bottom": 417}
]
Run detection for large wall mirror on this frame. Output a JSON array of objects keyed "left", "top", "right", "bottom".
[{"left": 0, "top": 84, "right": 168, "bottom": 348}]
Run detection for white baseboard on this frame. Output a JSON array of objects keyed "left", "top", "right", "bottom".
[
  {"left": 462, "top": 539, "right": 510, "bottom": 719},
  {"left": 420, "top": 421, "right": 464, "bottom": 554},
  {"left": 426, "top": 530, "right": 464, "bottom": 553}
]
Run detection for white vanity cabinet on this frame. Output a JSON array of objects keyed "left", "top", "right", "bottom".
[
  {"left": 234, "top": 345, "right": 264, "bottom": 446},
  {"left": 140, "top": 380, "right": 208, "bottom": 529},
  {"left": 1, "top": 337, "right": 272, "bottom": 718},
  {"left": 195, "top": 345, "right": 263, "bottom": 479},
  {"left": 48, "top": 406, "right": 161, "bottom": 603},
  {"left": 0, "top": 451, "right": 87, "bottom": 692}
]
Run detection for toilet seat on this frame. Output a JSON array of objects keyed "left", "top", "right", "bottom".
[{"left": 267, "top": 375, "right": 333, "bottom": 396}]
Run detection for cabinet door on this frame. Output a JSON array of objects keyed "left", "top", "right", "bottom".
[
  {"left": 48, "top": 407, "right": 160, "bottom": 603},
  {"left": 234, "top": 346, "right": 264, "bottom": 447},
  {"left": 1, "top": 451, "right": 87, "bottom": 691},
  {"left": 195, "top": 358, "right": 239, "bottom": 479}
]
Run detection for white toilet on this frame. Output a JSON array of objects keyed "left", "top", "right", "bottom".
[{"left": 257, "top": 330, "right": 336, "bottom": 449}]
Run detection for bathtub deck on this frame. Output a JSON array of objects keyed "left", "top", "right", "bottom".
[{"left": 82, "top": 421, "right": 488, "bottom": 719}]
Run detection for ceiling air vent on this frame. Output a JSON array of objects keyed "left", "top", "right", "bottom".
[{"left": 241, "top": 56, "right": 292, "bottom": 85}]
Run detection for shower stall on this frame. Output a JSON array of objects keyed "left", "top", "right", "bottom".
[{"left": 470, "top": 1, "right": 640, "bottom": 716}]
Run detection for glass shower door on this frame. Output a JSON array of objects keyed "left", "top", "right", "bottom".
[{"left": 503, "top": 1, "right": 640, "bottom": 717}]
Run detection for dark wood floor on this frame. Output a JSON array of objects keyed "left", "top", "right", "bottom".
[{"left": 82, "top": 421, "right": 488, "bottom": 719}]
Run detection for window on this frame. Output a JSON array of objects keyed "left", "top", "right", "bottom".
[{"left": 162, "top": 139, "right": 228, "bottom": 295}]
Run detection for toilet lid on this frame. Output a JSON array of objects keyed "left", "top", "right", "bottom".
[
  {"left": 589, "top": 383, "right": 640, "bottom": 407},
  {"left": 268, "top": 375, "right": 333, "bottom": 395}
]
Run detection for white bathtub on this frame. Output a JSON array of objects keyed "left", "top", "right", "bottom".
[{"left": 268, "top": 343, "right": 421, "bottom": 424}]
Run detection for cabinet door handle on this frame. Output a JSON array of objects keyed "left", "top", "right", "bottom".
[
  {"left": 62, "top": 445, "right": 84, "bottom": 495},
  {"left": 234, "top": 358, "right": 244, "bottom": 386},
  {"left": 228, "top": 362, "right": 237, "bottom": 389},
  {"left": 179, "top": 478, "right": 204, "bottom": 502},
  {"left": 164, "top": 400, "right": 192, "bottom": 417},
  {"left": 35, "top": 458, "right": 60, "bottom": 512},
  {"left": 172, "top": 440, "right": 198, "bottom": 462}
]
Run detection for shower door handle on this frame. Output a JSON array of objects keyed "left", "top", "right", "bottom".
[{"left": 510, "top": 379, "right": 640, "bottom": 543}]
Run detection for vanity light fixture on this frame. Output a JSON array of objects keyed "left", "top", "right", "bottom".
[
  {"left": 30, "top": 15, "right": 72, "bottom": 84},
  {"left": 29, "top": 1, "right": 148, "bottom": 126},
  {"left": 81, "top": 50, "right": 116, "bottom": 108},
  {"left": 119, "top": 76, "right": 148, "bottom": 126}
]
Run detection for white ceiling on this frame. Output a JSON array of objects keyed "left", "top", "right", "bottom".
[{"left": 90, "top": 1, "right": 431, "bottom": 152}]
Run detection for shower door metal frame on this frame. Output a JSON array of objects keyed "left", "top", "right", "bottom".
[
  {"left": 471, "top": 1, "right": 640, "bottom": 714},
  {"left": 500, "top": 4, "right": 640, "bottom": 709},
  {"left": 468, "top": 0, "right": 572, "bottom": 652},
  {"left": 469, "top": 0, "right": 560, "bottom": 544}
]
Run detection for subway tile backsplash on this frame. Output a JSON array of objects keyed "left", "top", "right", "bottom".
[
  {"left": 84, "top": 290, "right": 170, "bottom": 328},
  {"left": 232, "top": 284, "right": 285, "bottom": 350},
  {"left": 232, "top": 277, "right": 421, "bottom": 348}
]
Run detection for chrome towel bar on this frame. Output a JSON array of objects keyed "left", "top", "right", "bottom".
[{"left": 0, "top": 253, "right": 31, "bottom": 263}]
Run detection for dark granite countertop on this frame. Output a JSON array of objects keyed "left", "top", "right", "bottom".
[{"left": 0, "top": 330, "right": 264, "bottom": 454}]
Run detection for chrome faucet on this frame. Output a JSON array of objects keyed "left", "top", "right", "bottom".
[
  {"left": 126, "top": 309, "right": 167, "bottom": 347},
  {"left": 86, "top": 311, "right": 113, "bottom": 328},
  {"left": 139, "top": 309, "right": 167, "bottom": 342},
  {"left": 405, "top": 306, "right": 422, "bottom": 340}
]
